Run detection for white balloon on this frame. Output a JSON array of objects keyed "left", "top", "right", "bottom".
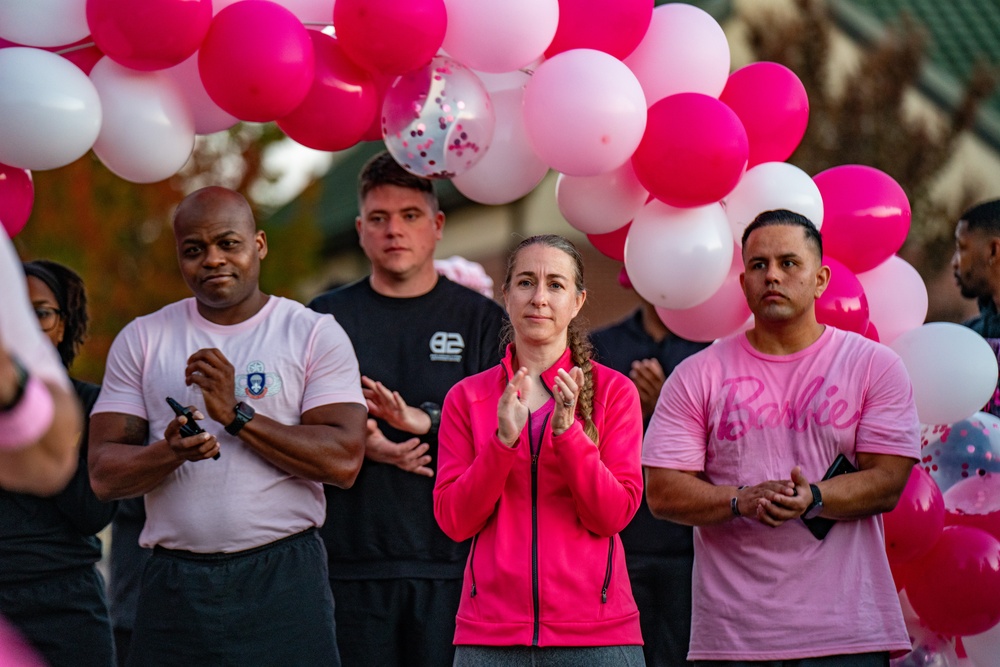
[
  {"left": 889, "top": 322, "right": 999, "bottom": 426},
  {"left": 451, "top": 87, "right": 548, "bottom": 205},
  {"left": 523, "top": 49, "right": 647, "bottom": 177},
  {"left": 724, "top": 161, "right": 825, "bottom": 241},
  {"left": 856, "top": 256, "right": 928, "bottom": 345},
  {"left": 556, "top": 161, "right": 648, "bottom": 235},
  {"left": 624, "top": 201, "right": 734, "bottom": 310},
  {"left": 0, "top": 0, "right": 89, "bottom": 48},
  {"left": 90, "top": 58, "right": 196, "bottom": 184},
  {"left": 472, "top": 68, "right": 532, "bottom": 94},
  {"left": 442, "top": 0, "right": 559, "bottom": 73},
  {"left": 0, "top": 48, "right": 102, "bottom": 170},
  {"left": 163, "top": 54, "right": 239, "bottom": 135}
]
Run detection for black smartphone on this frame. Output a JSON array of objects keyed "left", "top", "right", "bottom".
[
  {"left": 166, "top": 397, "right": 219, "bottom": 460},
  {"left": 802, "top": 453, "right": 858, "bottom": 540}
]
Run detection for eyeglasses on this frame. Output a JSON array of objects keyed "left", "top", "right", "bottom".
[{"left": 34, "top": 307, "right": 62, "bottom": 332}]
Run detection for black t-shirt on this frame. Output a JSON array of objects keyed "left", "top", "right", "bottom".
[
  {"left": 590, "top": 309, "right": 708, "bottom": 557},
  {"left": 309, "top": 276, "right": 506, "bottom": 578},
  {"left": 964, "top": 299, "right": 1000, "bottom": 417},
  {"left": 0, "top": 378, "right": 116, "bottom": 585}
]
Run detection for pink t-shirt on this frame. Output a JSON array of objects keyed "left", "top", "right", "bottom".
[
  {"left": 643, "top": 327, "right": 919, "bottom": 661},
  {"left": 94, "top": 297, "right": 364, "bottom": 553}
]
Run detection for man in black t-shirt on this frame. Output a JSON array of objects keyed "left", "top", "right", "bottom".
[
  {"left": 953, "top": 198, "right": 1000, "bottom": 417},
  {"left": 309, "top": 152, "right": 506, "bottom": 667},
  {"left": 590, "top": 292, "right": 708, "bottom": 667}
]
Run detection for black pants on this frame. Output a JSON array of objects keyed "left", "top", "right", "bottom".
[
  {"left": 128, "top": 529, "right": 338, "bottom": 667},
  {"left": 695, "top": 653, "right": 889, "bottom": 667},
  {"left": 0, "top": 566, "right": 115, "bottom": 667},
  {"left": 329, "top": 577, "right": 462, "bottom": 667},
  {"left": 627, "top": 552, "right": 694, "bottom": 667}
]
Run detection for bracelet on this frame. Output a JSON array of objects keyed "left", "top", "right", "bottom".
[
  {"left": 0, "top": 373, "right": 56, "bottom": 451},
  {"left": 731, "top": 485, "right": 747, "bottom": 518}
]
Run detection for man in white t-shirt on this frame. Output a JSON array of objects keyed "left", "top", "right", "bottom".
[
  {"left": 643, "top": 209, "right": 919, "bottom": 666},
  {"left": 89, "top": 187, "right": 367, "bottom": 666},
  {"left": 0, "top": 228, "right": 81, "bottom": 496}
]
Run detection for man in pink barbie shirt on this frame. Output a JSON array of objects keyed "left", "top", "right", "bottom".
[{"left": 643, "top": 209, "right": 919, "bottom": 666}]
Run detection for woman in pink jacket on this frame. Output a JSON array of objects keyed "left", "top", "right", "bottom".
[{"left": 434, "top": 235, "right": 646, "bottom": 666}]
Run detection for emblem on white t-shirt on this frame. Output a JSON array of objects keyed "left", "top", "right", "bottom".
[
  {"left": 235, "top": 360, "right": 283, "bottom": 400},
  {"left": 429, "top": 331, "right": 465, "bottom": 362}
]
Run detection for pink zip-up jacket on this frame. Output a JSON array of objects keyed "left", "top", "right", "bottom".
[{"left": 434, "top": 345, "right": 644, "bottom": 647}]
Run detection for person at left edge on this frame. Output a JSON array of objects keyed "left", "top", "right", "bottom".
[
  {"left": 0, "top": 260, "right": 116, "bottom": 667},
  {"left": 88, "top": 186, "right": 367, "bottom": 667}
]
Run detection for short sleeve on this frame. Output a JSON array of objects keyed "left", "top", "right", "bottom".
[
  {"left": 855, "top": 351, "right": 920, "bottom": 459},
  {"left": 301, "top": 315, "right": 365, "bottom": 412},
  {"left": 642, "top": 357, "right": 710, "bottom": 471},
  {"left": 92, "top": 322, "right": 149, "bottom": 420}
]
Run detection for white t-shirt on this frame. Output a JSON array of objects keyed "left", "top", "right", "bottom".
[
  {"left": 0, "top": 229, "right": 66, "bottom": 386},
  {"left": 643, "top": 327, "right": 919, "bottom": 661},
  {"left": 94, "top": 296, "right": 364, "bottom": 553}
]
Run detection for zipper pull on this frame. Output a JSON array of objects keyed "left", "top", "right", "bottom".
[
  {"left": 471, "top": 583, "right": 477, "bottom": 598},
  {"left": 602, "top": 587, "right": 608, "bottom": 604}
]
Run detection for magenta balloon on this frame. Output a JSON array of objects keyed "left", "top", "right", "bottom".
[
  {"left": 906, "top": 525, "right": 1000, "bottom": 636},
  {"left": 945, "top": 473, "right": 1000, "bottom": 544},
  {"left": 813, "top": 165, "right": 911, "bottom": 274},
  {"left": 277, "top": 32, "right": 377, "bottom": 152},
  {"left": 883, "top": 466, "right": 945, "bottom": 566},
  {"left": 199, "top": 0, "right": 315, "bottom": 122},
  {"left": 587, "top": 223, "right": 630, "bottom": 262},
  {"left": 0, "top": 162, "right": 33, "bottom": 237},
  {"left": 544, "top": 0, "right": 653, "bottom": 61},
  {"left": 334, "top": 0, "right": 446, "bottom": 75},
  {"left": 655, "top": 248, "right": 751, "bottom": 342},
  {"left": 632, "top": 93, "right": 748, "bottom": 208},
  {"left": 719, "top": 62, "right": 809, "bottom": 168},
  {"left": 815, "top": 256, "right": 869, "bottom": 334},
  {"left": 88, "top": 0, "right": 212, "bottom": 71}
]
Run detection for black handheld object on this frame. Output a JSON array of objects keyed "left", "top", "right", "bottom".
[
  {"left": 802, "top": 453, "right": 858, "bottom": 540},
  {"left": 166, "top": 397, "right": 219, "bottom": 460}
]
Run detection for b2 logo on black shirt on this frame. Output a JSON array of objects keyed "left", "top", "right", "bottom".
[{"left": 430, "top": 332, "right": 465, "bottom": 362}]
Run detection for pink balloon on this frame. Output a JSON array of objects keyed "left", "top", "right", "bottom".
[
  {"left": 163, "top": 54, "right": 239, "bottom": 135},
  {"left": 88, "top": 0, "right": 212, "bottom": 71},
  {"left": 277, "top": 31, "right": 376, "bottom": 151},
  {"left": 884, "top": 466, "right": 946, "bottom": 566},
  {"left": 906, "top": 526, "right": 1000, "bottom": 636},
  {"left": 655, "top": 247, "right": 752, "bottom": 342},
  {"left": 361, "top": 70, "right": 395, "bottom": 142},
  {"left": 0, "top": 163, "right": 34, "bottom": 237},
  {"left": 588, "top": 223, "right": 630, "bottom": 261},
  {"left": 623, "top": 3, "right": 730, "bottom": 104},
  {"left": 856, "top": 255, "right": 928, "bottom": 346},
  {"left": 632, "top": 93, "right": 748, "bottom": 208},
  {"left": 719, "top": 62, "right": 809, "bottom": 168},
  {"left": 556, "top": 160, "right": 648, "bottom": 235},
  {"left": 199, "top": 0, "right": 315, "bottom": 122},
  {"left": 523, "top": 49, "right": 647, "bottom": 177},
  {"left": 335, "top": 0, "right": 446, "bottom": 75},
  {"left": 815, "top": 256, "right": 869, "bottom": 334},
  {"left": 544, "top": 0, "right": 653, "bottom": 61},
  {"left": 442, "top": 0, "right": 558, "bottom": 74},
  {"left": 813, "top": 165, "right": 911, "bottom": 274},
  {"left": 945, "top": 473, "right": 1000, "bottom": 544},
  {"left": 863, "top": 321, "right": 879, "bottom": 342}
]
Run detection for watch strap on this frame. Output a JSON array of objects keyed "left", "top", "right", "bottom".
[
  {"left": 804, "top": 483, "right": 823, "bottom": 519},
  {"left": 419, "top": 402, "right": 441, "bottom": 437},
  {"left": 225, "top": 401, "right": 255, "bottom": 436}
]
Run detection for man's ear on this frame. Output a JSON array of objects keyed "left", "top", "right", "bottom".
[{"left": 990, "top": 237, "right": 1000, "bottom": 264}]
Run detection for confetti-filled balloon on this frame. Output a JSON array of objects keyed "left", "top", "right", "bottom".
[
  {"left": 921, "top": 412, "right": 1000, "bottom": 493},
  {"left": 382, "top": 56, "right": 495, "bottom": 179}
]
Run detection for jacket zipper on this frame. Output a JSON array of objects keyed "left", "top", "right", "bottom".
[
  {"left": 469, "top": 533, "right": 479, "bottom": 597},
  {"left": 602, "top": 537, "right": 614, "bottom": 603},
  {"left": 529, "top": 411, "right": 548, "bottom": 646}
]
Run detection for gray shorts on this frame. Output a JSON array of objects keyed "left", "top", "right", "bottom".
[{"left": 454, "top": 644, "right": 646, "bottom": 667}]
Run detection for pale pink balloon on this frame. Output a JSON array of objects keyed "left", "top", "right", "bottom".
[
  {"left": 442, "top": 0, "right": 559, "bottom": 73},
  {"left": 0, "top": 0, "right": 89, "bottom": 48},
  {"left": 623, "top": 3, "right": 730, "bottom": 105},
  {"left": 163, "top": 54, "right": 239, "bottom": 135},
  {"left": 451, "top": 87, "right": 549, "bottom": 205},
  {"left": 724, "top": 161, "right": 824, "bottom": 241},
  {"left": 556, "top": 161, "right": 648, "bottom": 235},
  {"left": 656, "top": 246, "right": 752, "bottom": 342},
  {"left": 856, "top": 255, "right": 928, "bottom": 345},
  {"left": 523, "top": 49, "right": 647, "bottom": 177},
  {"left": 624, "top": 201, "right": 734, "bottom": 310},
  {"left": 199, "top": 0, "right": 315, "bottom": 122}
]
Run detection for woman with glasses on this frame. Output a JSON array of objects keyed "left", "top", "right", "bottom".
[{"left": 0, "top": 260, "right": 116, "bottom": 667}]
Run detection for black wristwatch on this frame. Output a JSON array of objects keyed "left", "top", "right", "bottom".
[
  {"left": 225, "top": 401, "right": 255, "bottom": 435},
  {"left": 803, "top": 483, "right": 824, "bottom": 520},
  {"left": 419, "top": 402, "right": 441, "bottom": 437}
]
